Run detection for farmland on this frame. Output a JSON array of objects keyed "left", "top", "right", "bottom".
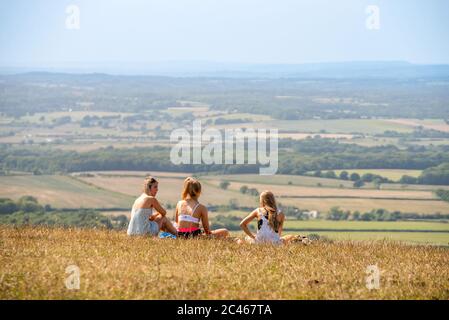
[
  {"left": 1, "top": 72, "right": 449, "bottom": 248},
  {"left": 3, "top": 171, "right": 448, "bottom": 215},
  {"left": 0, "top": 175, "right": 133, "bottom": 208},
  {"left": 1, "top": 171, "right": 449, "bottom": 245}
]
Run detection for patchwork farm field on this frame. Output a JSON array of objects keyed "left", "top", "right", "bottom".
[
  {"left": 2, "top": 172, "right": 448, "bottom": 215},
  {"left": 74, "top": 174, "right": 258, "bottom": 207},
  {"left": 0, "top": 175, "right": 133, "bottom": 208}
]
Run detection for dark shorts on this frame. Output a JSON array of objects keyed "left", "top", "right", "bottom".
[{"left": 177, "top": 228, "right": 202, "bottom": 239}]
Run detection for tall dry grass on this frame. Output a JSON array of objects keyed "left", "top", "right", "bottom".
[{"left": 0, "top": 225, "right": 448, "bottom": 300}]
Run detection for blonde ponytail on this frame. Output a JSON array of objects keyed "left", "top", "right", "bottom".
[
  {"left": 182, "top": 177, "right": 202, "bottom": 200},
  {"left": 260, "top": 191, "right": 279, "bottom": 232}
]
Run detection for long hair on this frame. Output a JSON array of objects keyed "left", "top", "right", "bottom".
[
  {"left": 143, "top": 176, "right": 158, "bottom": 195},
  {"left": 182, "top": 177, "right": 202, "bottom": 200},
  {"left": 259, "top": 191, "right": 279, "bottom": 232}
]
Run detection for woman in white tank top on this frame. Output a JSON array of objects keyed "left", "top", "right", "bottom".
[
  {"left": 239, "top": 191, "right": 305, "bottom": 245},
  {"left": 127, "top": 176, "right": 177, "bottom": 237}
]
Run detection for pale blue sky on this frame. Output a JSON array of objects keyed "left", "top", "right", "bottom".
[{"left": 1, "top": 0, "right": 448, "bottom": 69}]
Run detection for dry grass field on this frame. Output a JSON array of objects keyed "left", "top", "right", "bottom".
[
  {"left": 0, "top": 175, "right": 133, "bottom": 208},
  {"left": 76, "top": 174, "right": 258, "bottom": 207},
  {"left": 216, "top": 180, "right": 436, "bottom": 199},
  {"left": 1, "top": 226, "right": 448, "bottom": 300},
  {"left": 2, "top": 172, "right": 448, "bottom": 214},
  {"left": 204, "top": 178, "right": 449, "bottom": 214}
]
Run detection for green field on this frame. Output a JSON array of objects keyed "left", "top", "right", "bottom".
[
  {"left": 281, "top": 220, "right": 449, "bottom": 246},
  {"left": 284, "top": 220, "right": 449, "bottom": 231},
  {"left": 297, "top": 232, "right": 449, "bottom": 246}
]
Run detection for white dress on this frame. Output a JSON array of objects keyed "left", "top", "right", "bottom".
[
  {"left": 127, "top": 208, "right": 159, "bottom": 236},
  {"left": 246, "top": 208, "right": 282, "bottom": 245}
]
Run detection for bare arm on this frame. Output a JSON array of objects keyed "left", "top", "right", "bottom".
[
  {"left": 200, "top": 206, "right": 211, "bottom": 235},
  {"left": 145, "top": 197, "right": 166, "bottom": 217},
  {"left": 240, "top": 209, "right": 258, "bottom": 239},
  {"left": 175, "top": 202, "right": 179, "bottom": 224}
]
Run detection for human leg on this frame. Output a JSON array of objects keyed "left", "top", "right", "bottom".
[
  {"left": 210, "top": 228, "right": 229, "bottom": 238},
  {"left": 153, "top": 214, "right": 178, "bottom": 236}
]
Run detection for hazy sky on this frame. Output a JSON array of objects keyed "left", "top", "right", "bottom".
[{"left": 1, "top": 0, "right": 449, "bottom": 68}]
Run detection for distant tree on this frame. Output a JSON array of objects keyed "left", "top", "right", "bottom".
[
  {"left": 239, "top": 185, "right": 248, "bottom": 194},
  {"left": 0, "top": 199, "right": 18, "bottom": 215},
  {"left": 247, "top": 188, "right": 259, "bottom": 196},
  {"left": 435, "top": 189, "right": 449, "bottom": 202},
  {"left": 399, "top": 175, "right": 418, "bottom": 184},
  {"left": 18, "top": 196, "right": 38, "bottom": 204},
  {"left": 324, "top": 171, "right": 337, "bottom": 179},
  {"left": 219, "top": 181, "right": 230, "bottom": 190},
  {"left": 350, "top": 211, "right": 361, "bottom": 221},
  {"left": 350, "top": 173, "right": 361, "bottom": 181},
  {"left": 360, "top": 212, "right": 376, "bottom": 221},
  {"left": 353, "top": 180, "right": 365, "bottom": 188},
  {"left": 228, "top": 199, "right": 239, "bottom": 210},
  {"left": 339, "top": 171, "right": 349, "bottom": 180},
  {"left": 327, "top": 207, "right": 349, "bottom": 220},
  {"left": 373, "top": 178, "right": 382, "bottom": 189}
]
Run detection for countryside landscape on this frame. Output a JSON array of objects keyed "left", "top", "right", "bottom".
[
  {"left": 1, "top": 0, "right": 449, "bottom": 301},
  {"left": 1, "top": 70, "right": 449, "bottom": 246},
  {"left": 1, "top": 68, "right": 449, "bottom": 300}
]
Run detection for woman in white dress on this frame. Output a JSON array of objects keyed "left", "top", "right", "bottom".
[
  {"left": 127, "top": 176, "right": 177, "bottom": 237},
  {"left": 239, "top": 191, "right": 299, "bottom": 245}
]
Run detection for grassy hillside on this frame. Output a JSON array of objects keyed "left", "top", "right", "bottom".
[{"left": 1, "top": 226, "right": 448, "bottom": 299}]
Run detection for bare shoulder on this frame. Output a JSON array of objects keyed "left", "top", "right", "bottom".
[
  {"left": 197, "top": 203, "right": 208, "bottom": 214},
  {"left": 142, "top": 195, "right": 156, "bottom": 206}
]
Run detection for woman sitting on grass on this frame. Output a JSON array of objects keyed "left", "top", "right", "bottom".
[
  {"left": 174, "top": 177, "right": 229, "bottom": 239},
  {"left": 127, "top": 176, "right": 178, "bottom": 237},
  {"left": 239, "top": 190, "right": 304, "bottom": 245}
]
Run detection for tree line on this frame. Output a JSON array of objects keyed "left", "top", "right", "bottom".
[{"left": 2, "top": 138, "right": 449, "bottom": 180}]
